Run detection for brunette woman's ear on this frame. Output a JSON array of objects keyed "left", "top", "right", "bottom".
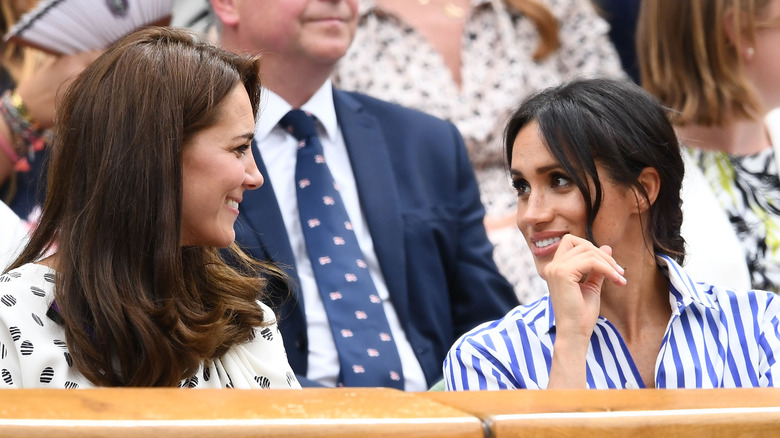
[{"left": 634, "top": 167, "right": 660, "bottom": 213}]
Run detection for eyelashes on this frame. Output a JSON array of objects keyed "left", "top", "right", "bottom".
[
  {"left": 235, "top": 143, "right": 250, "bottom": 156},
  {"left": 511, "top": 172, "right": 573, "bottom": 198}
]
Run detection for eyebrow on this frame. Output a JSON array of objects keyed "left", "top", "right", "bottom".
[
  {"left": 235, "top": 132, "right": 255, "bottom": 142},
  {"left": 510, "top": 164, "right": 561, "bottom": 178}
]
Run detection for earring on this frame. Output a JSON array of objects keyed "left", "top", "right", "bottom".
[{"left": 747, "top": 47, "right": 756, "bottom": 58}]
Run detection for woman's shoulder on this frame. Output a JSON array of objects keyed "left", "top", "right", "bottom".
[
  {"left": 453, "top": 297, "right": 552, "bottom": 349},
  {"left": 255, "top": 300, "right": 277, "bottom": 324},
  {"left": 250, "top": 300, "right": 282, "bottom": 348},
  {"left": 0, "top": 264, "right": 89, "bottom": 389},
  {"left": 681, "top": 271, "right": 780, "bottom": 320},
  {"left": 2, "top": 262, "right": 54, "bottom": 277},
  {"left": 194, "top": 300, "right": 299, "bottom": 389},
  {"left": 0, "top": 262, "right": 58, "bottom": 335},
  {"left": 0, "top": 263, "right": 56, "bottom": 305}
]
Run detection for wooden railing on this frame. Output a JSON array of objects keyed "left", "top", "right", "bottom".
[
  {"left": 1, "top": 388, "right": 779, "bottom": 437},
  {"left": 424, "top": 388, "right": 780, "bottom": 437}
]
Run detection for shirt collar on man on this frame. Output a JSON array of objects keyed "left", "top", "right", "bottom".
[
  {"left": 543, "top": 254, "right": 720, "bottom": 334},
  {"left": 255, "top": 79, "right": 339, "bottom": 143}
]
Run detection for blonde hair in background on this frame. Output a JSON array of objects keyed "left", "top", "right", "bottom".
[
  {"left": 505, "top": 0, "right": 560, "bottom": 61},
  {"left": 638, "top": 0, "right": 775, "bottom": 126}
]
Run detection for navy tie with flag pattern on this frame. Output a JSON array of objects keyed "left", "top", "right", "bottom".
[{"left": 279, "top": 109, "right": 405, "bottom": 389}]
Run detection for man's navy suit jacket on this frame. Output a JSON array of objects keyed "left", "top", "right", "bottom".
[{"left": 235, "top": 89, "right": 519, "bottom": 387}]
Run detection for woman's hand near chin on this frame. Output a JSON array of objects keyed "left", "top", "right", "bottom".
[{"left": 544, "top": 234, "right": 626, "bottom": 388}]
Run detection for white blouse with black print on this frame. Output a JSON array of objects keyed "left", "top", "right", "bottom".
[{"left": 0, "top": 263, "right": 301, "bottom": 389}]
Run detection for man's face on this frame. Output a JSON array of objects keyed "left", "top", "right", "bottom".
[{"left": 233, "top": 0, "right": 359, "bottom": 66}]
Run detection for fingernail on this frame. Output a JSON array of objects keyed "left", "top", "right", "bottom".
[{"left": 616, "top": 264, "right": 625, "bottom": 275}]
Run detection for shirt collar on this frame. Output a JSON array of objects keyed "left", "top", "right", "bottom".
[
  {"left": 255, "top": 79, "right": 338, "bottom": 142},
  {"left": 657, "top": 253, "right": 718, "bottom": 313},
  {"left": 544, "top": 253, "right": 718, "bottom": 334}
]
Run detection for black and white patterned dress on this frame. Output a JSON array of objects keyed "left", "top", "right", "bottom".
[
  {"left": 0, "top": 263, "right": 301, "bottom": 389},
  {"left": 688, "top": 146, "right": 780, "bottom": 292}
]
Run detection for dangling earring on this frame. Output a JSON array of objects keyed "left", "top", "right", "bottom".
[{"left": 747, "top": 47, "right": 756, "bottom": 59}]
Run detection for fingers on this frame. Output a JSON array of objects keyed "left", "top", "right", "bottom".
[{"left": 545, "top": 235, "right": 626, "bottom": 287}]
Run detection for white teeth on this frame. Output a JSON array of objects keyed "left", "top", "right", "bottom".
[
  {"left": 226, "top": 199, "right": 239, "bottom": 209},
  {"left": 534, "top": 237, "right": 561, "bottom": 248}
]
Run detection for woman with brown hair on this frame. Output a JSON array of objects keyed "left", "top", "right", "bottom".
[
  {"left": 333, "top": 0, "right": 625, "bottom": 304},
  {"left": 638, "top": 0, "right": 780, "bottom": 292},
  {"left": 0, "top": 26, "right": 300, "bottom": 389}
]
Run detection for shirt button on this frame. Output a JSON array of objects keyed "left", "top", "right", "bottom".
[{"left": 625, "top": 381, "right": 638, "bottom": 389}]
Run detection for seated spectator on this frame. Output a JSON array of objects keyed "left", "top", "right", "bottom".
[
  {"left": 638, "top": 0, "right": 780, "bottom": 292},
  {"left": 445, "top": 79, "right": 780, "bottom": 390},
  {"left": 0, "top": 27, "right": 300, "bottom": 389},
  {"left": 333, "top": 0, "right": 626, "bottom": 303},
  {"left": 211, "top": 0, "right": 518, "bottom": 390},
  {"left": 0, "top": 0, "right": 100, "bottom": 222}
]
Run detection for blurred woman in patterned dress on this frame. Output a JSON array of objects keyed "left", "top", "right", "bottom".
[{"left": 639, "top": 0, "right": 780, "bottom": 292}]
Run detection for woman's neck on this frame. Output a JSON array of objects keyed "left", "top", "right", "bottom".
[
  {"left": 36, "top": 252, "right": 59, "bottom": 270},
  {"left": 598, "top": 248, "right": 671, "bottom": 344},
  {"left": 676, "top": 118, "right": 771, "bottom": 156}
]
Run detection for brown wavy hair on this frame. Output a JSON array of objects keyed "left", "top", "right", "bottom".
[
  {"left": 638, "top": 0, "right": 776, "bottom": 126},
  {"left": 505, "top": 0, "right": 560, "bottom": 61},
  {"left": 7, "top": 27, "right": 288, "bottom": 387}
]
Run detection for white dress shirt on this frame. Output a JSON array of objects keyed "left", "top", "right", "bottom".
[{"left": 255, "top": 81, "right": 427, "bottom": 391}]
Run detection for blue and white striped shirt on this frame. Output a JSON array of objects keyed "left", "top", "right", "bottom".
[{"left": 444, "top": 254, "right": 780, "bottom": 390}]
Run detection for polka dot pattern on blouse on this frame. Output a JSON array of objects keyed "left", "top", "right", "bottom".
[{"left": 0, "top": 263, "right": 301, "bottom": 389}]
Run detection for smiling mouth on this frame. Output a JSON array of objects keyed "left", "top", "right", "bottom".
[
  {"left": 534, "top": 236, "right": 561, "bottom": 249},
  {"left": 225, "top": 199, "right": 239, "bottom": 209}
]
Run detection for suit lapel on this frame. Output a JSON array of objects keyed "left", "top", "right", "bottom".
[{"left": 333, "top": 91, "right": 410, "bottom": 321}]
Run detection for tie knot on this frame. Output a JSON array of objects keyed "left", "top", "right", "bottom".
[{"left": 280, "top": 109, "right": 318, "bottom": 142}]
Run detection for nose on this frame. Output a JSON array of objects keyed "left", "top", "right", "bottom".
[
  {"left": 243, "top": 155, "right": 263, "bottom": 190},
  {"left": 517, "top": 190, "right": 552, "bottom": 228}
]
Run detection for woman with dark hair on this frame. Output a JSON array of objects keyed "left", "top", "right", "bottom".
[
  {"left": 445, "top": 78, "right": 780, "bottom": 390},
  {"left": 333, "top": 0, "right": 625, "bottom": 304},
  {"left": 0, "top": 27, "right": 300, "bottom": 389}
]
